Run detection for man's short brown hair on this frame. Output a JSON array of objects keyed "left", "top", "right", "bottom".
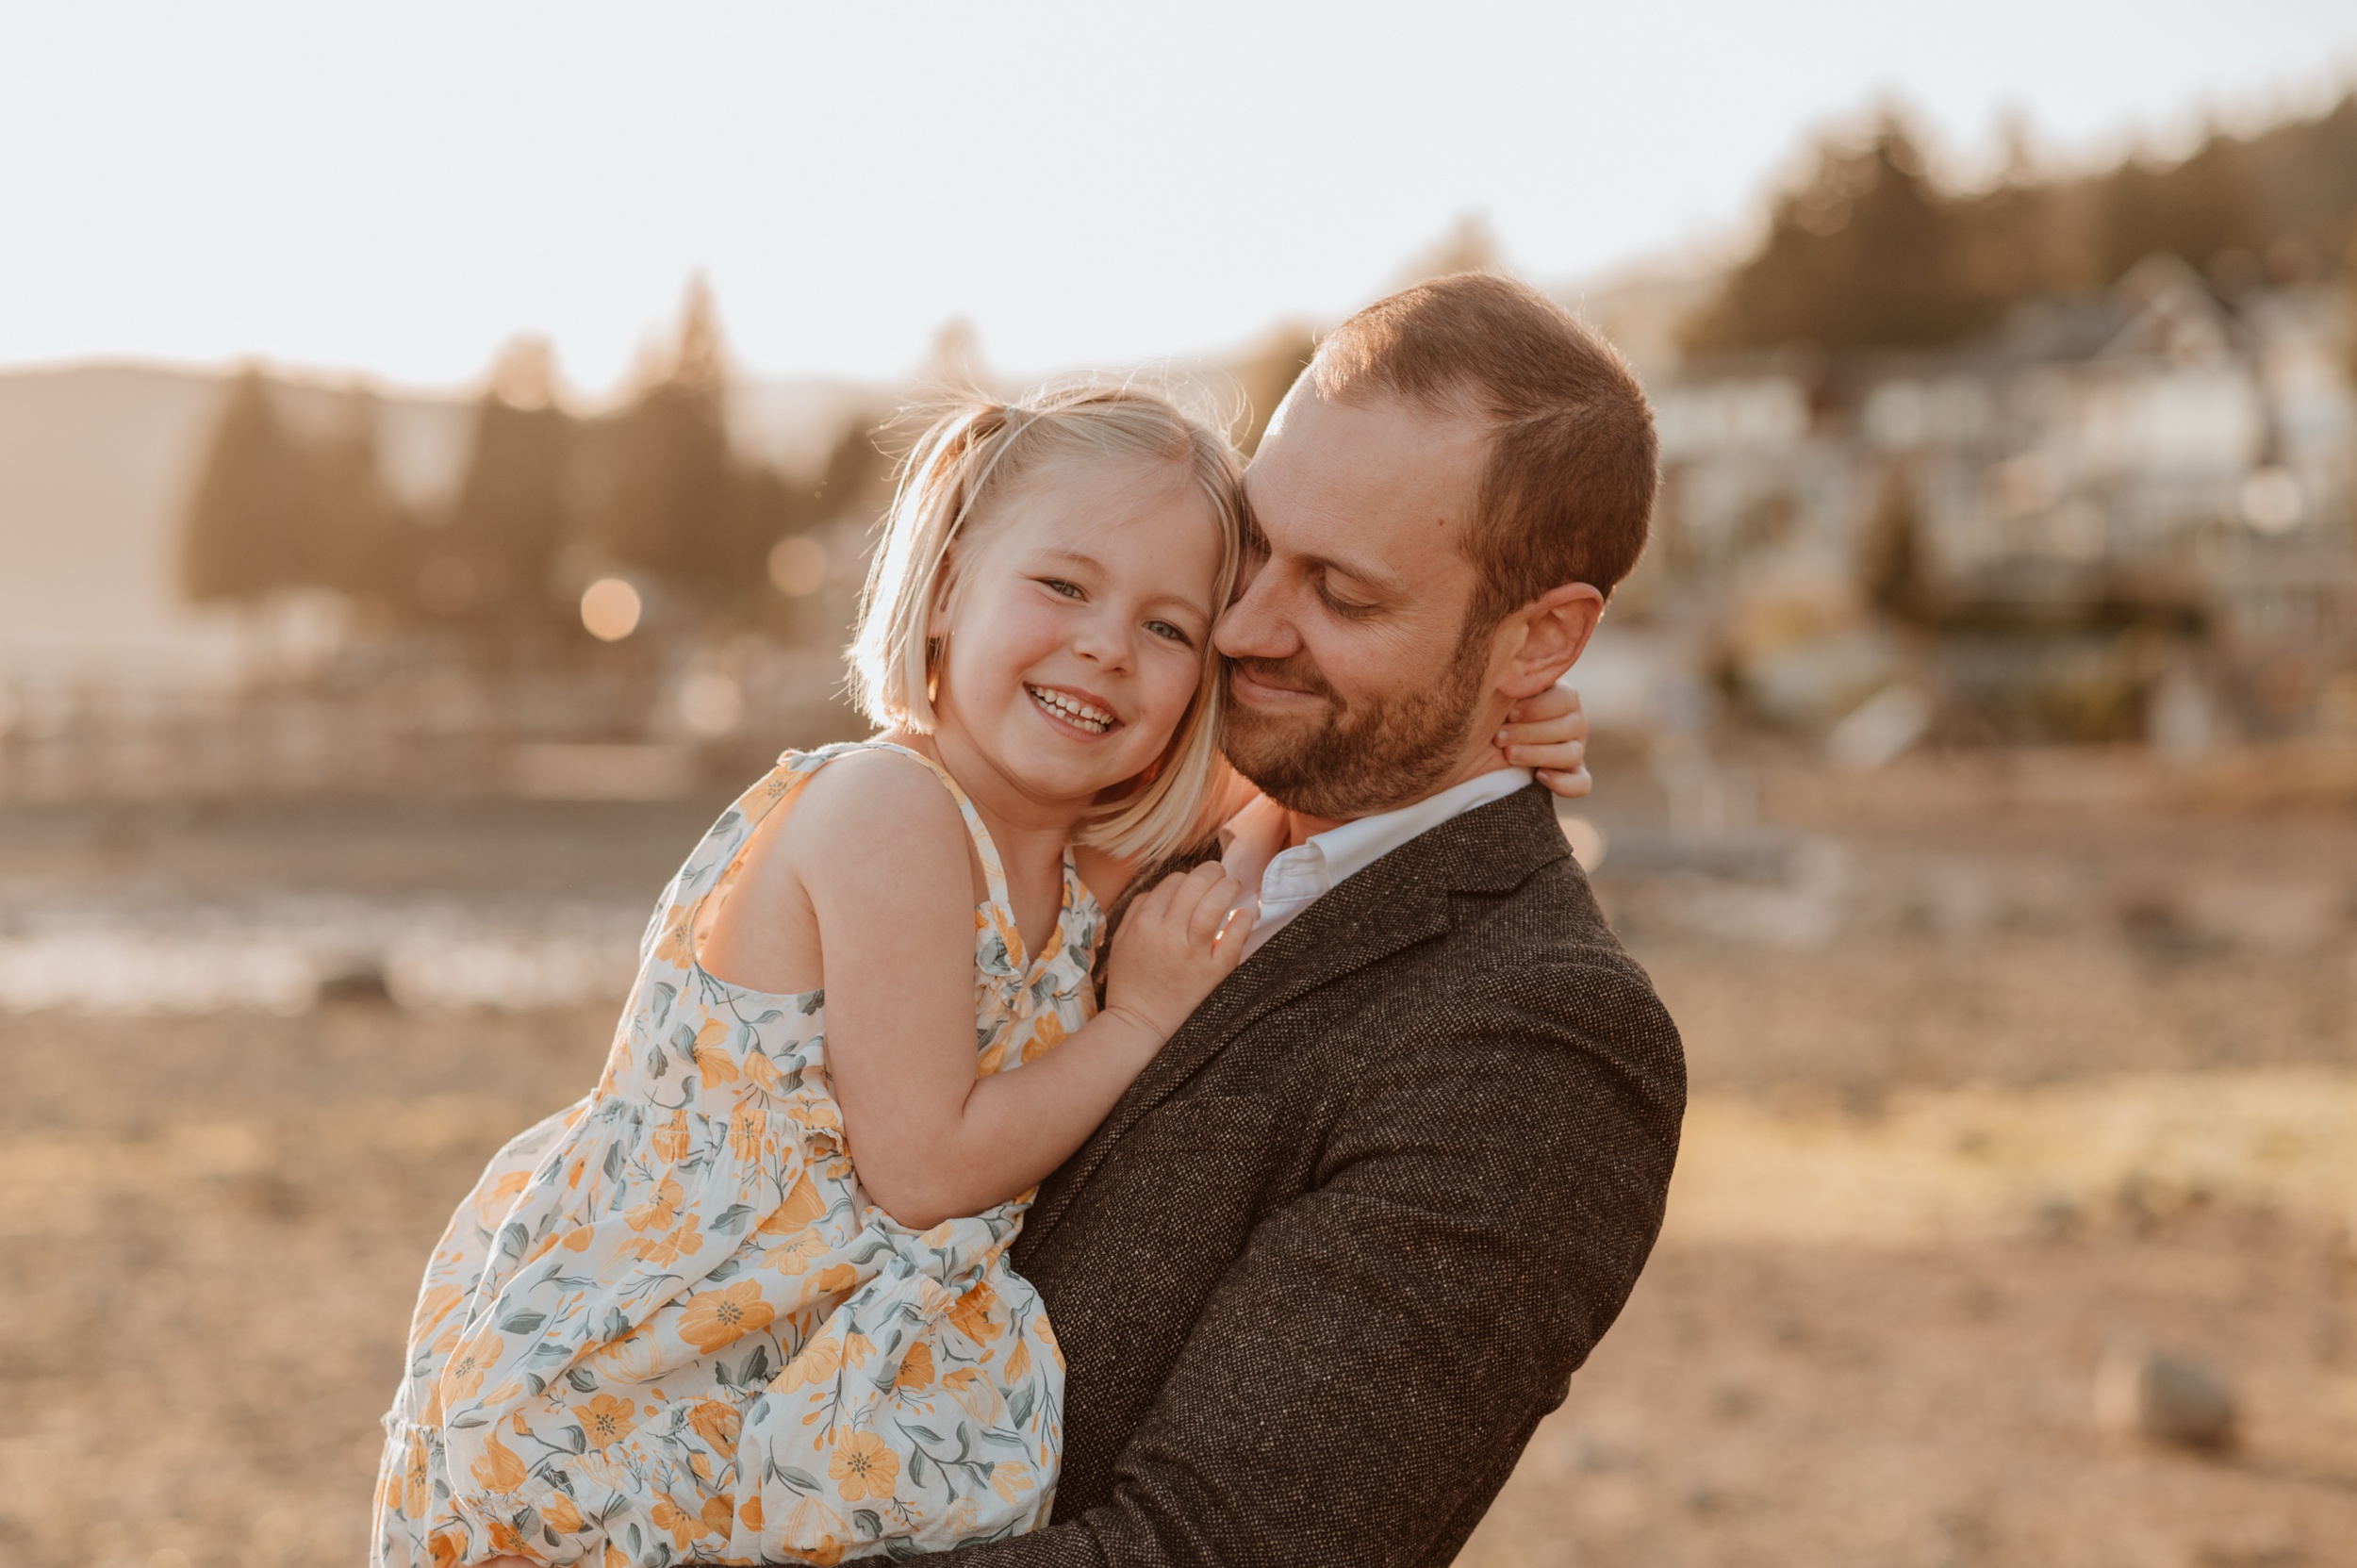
[{"left": 1309, "top": 272, "right": 1657, "bottom": 629}]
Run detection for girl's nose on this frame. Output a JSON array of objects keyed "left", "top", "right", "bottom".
[{"left": 1070, "top": 613, "right": 1132, "bottom": 671}]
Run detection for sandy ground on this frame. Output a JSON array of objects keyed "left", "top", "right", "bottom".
[{"left": 3, "top": 751, "right": 2356, "bottom": 1567}]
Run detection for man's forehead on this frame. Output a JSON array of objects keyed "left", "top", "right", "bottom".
[{"left": 1246, "top": 387, "right": 1486, "bottom": 553}]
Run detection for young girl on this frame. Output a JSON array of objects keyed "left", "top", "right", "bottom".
[{"left": 374, "top": 385, "right": 1592, "bottom": 1568}]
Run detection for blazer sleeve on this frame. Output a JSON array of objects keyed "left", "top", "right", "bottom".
[{"left": 933, "top": 956, "right": 1686, "bottom": 1567}]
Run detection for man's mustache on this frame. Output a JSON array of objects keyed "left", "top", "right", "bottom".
[{"left": 1228, "top": 654, "right": 1340, "bottom": 706}]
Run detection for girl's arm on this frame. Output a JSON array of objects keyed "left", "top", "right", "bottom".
[{"left": 758, "top": 751, "right": 1247, "bottom": 1231}]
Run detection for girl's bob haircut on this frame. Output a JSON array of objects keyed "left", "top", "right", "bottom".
[{"left": 849, "top": 382, "right": 1247, "bottom": 866}]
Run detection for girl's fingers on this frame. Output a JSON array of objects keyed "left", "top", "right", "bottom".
[
  {"left": 1497, "top": 712, "right": 1588, "bottom": 751},
  {"left": 1501, "top": 737, "right": 1586, "bottom": 771},
  {"left": 1185, "top": 873, "right": 1246, "bottom": 948},
  {"left": 1504, "top": 680, "right": 1584, "bottom": 726},
  {"left": 1536, "top": 765, "right": 1593, "bottom": 800}
]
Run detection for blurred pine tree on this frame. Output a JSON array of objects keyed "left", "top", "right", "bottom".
[{"left": 181, "top": 367, "right": 316, "bottom": 602}]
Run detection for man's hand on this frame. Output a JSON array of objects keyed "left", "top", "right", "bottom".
[{"left": 1500, "top": 678, "right": 1591, "bottom": 798}]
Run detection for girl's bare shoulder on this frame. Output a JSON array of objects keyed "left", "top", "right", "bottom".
[{"left": 781, "top": 747, "right": 973, "bottom": 890}]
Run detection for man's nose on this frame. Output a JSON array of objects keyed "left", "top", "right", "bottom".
[{"left": 1213, "top": 568, "right": 1295, "bottom": 660}]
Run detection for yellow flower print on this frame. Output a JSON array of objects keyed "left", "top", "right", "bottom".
[
  {"left": 651, "top": 1109, "right": 692, "bottom": 1164},
  {"left": 651, "top": 1493, "right": 710, "bottom": 1551},
  {"left": 944, "top": 1497, "right": 981, "bottom": 1535},
  {"left": 743, "top": 1048, "right": 784, "bottom": 1096},
  {"left": 892, "top": 1341, "right": 935, "bottom": 1391},
  {"left": 687, "top": 1398, "right": 743, "bottom": 1457},
  {"left": 591, "top": 1323, "right": 661, "bottom": 1380},
  {"left": 829, "top": 1431, "right": 900, "bottom": 1501},
  {"left": 401, "top": 1432, "right": 431, "bottom": 1518},
  {"left": 737, "top": 1494, "right": 764, "bottom": 1532},
  {"left": 470, "top": 1429, "right": 528, "bottom": 1494},
  {"left": 761, "top": 1228, "right": 829, "bottom": 1276},
  {"left": 632, "top": 1213, "right": 705, "bottom": 1267},
  {"left": 1035, "top": 1312, "right": 1065, "bottom": 1371},
  {"left": 679, "top": 1279, "right": 775, "bottom": 1354},
  {"left": 624, "top": 1175, "right": 685, "bottom": 1232},
  {"left": 729, "top": 1098, "right": 766, "bottom": 1161},
  {"left": 693, "top": 1019, "right": 741, "bottom": 1089},
  {"left": 774, "top": 1332, "right": 842, "bottom": 1392},
  {"left": 426, "top": 1529, "right": 463, "bottom": 1568},
  {"left": 989, "top": 1460, "right": 1032, "bottom": 1503},
  {"left": 1019, "top": 1009, "right": 1066, "bottom": 1065},
  {"left": 810, "top": 1263, "right": 861, "bottom": 1299},
  {"left": 602, "top": 1543, "right": 630, "bottom": 1568},
  {"left": 947, "top": 1279, "right": 1001, "bottom": 1344},
  {"left": 576, "top": 1392, "right": 642, "bottom": 1448},
  {"left": 1005, "top": 1337, "right": 1031, "bottom": 1381},
  {"left": 940, "top": 1367, "right": 1004, "bottom": 1426},
  {"left": 438, "top": 1329, "right": 502, "bottom": 1403},
  {"left": 573, "top": 1448, "right": 629, "bottom": 1492},
  {"left": 472, "top": 1166, "right": 533, "bottom": 1228},
  {"left": 651, "top": 905, "right": 697, "bottom": 967},
  {"left": 543, "top": 1491, "right": 585, "bottom": 1534},
  {"left": 842, "top": 1331, "right": 874, "bottom": 1370},
  {"left": 761, "top": 1170, "right": 829, "bottom": 1234},
  {"left": 781, "top": 1497, "right": 849, "bottom": 1565},
  {"left": 408, "top": 1282, "right": 464, "bottom": 1343}
]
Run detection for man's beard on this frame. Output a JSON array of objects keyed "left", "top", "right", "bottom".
[{"left": 1221, "top": 630, "right": 1493, "bottom": 820}]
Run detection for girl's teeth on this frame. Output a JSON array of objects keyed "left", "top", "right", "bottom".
[{"left": 1029, "top": 686, "right": 1113, "bottom": 733}]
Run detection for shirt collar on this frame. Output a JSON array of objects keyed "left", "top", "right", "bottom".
[{"left": 1266, "top": 767, "right": 1535, "bottom": 898}]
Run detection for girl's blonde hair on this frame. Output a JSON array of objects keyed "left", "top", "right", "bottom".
[{"left": 849, "top": 383, "right": 1246, "bottom": 864}]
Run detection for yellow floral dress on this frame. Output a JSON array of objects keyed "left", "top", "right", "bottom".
[{"left": 374, "top": 742, "right": 1098, "bottom": 1567}]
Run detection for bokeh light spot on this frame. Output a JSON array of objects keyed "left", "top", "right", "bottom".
[
  {"left": 767, "top": 535, "right": 829, "bottom": 597},
  {"left": 580, "top": 577, "right": 642, "bottom": 641}
]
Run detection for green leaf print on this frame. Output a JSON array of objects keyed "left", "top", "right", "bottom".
[
  {"left": 650, "top": 982, "right": 677, "bottom": 1023},
  {"left": 712, "top": 1203, "right": 754, "bottom": 1233},
  {"left": 853, "top": 1510, "right": 883, "bottom": 1541},
  {"left": 500, "top": 1311, "right": 547, "bottom": 1334},
  {"left": 602, "top": 1140, "right": 625, "bottom": 1181},
  {"left": 1007, "top": 1385, "right": 1035, "bottom": 1428},
  {"left": 567, "top": 1367, "right": 598, "bottom": 1393},
  {"left": 646, "top": 1045, "right": 668, "bottom": 1079},
  {"left": 799, "top": 990, "right": 824, "bottom": 1015}
]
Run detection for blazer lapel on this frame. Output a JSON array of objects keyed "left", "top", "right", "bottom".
[
  {"left": 1022, "top": 837, "right": 1453, "bottom": 1245},
  {"left": 1022, "top": 783, "right": 1572, "bottom": 1246}
]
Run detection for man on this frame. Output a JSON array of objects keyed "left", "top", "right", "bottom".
[{"left": 941, "top": 272, "right": 1684, "bottom": 1565}]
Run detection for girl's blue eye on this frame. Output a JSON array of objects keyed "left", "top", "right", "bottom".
[
  {"left": 1040, "top": 578, "right": 1083, "bottom": 599},
  {"left": 1146, "top": 619, "right": 1193, "bottom": 646}
]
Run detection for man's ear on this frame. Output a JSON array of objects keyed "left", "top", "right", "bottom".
[{"left": 1493, "top": 582, "right": 1606, "bottom": 701}]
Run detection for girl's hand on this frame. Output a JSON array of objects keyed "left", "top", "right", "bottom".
[
  {"left": 1103, "top": 861, "right": 1252, "bottom": 1041},
  {"left": 1500, "top": 678, "right": 1591, "bottom": 799}
]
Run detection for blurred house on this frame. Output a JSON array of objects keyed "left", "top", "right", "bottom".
[{"left": 1645, "top": 258, "right": 2357, "bottom": 745}]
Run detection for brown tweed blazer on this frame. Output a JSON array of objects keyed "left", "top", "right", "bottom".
[{"left": 937, "top": 782, "right": 1685, "bottom": 1567}]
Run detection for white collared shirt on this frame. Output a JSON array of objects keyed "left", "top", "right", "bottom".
[{"left": 1234, "top": 767, "right": 1534, "bottom": 957}]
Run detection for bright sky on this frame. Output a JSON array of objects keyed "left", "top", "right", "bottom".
[{"left": 5, "top": 2, "right": 2353, "bottom": 393}]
